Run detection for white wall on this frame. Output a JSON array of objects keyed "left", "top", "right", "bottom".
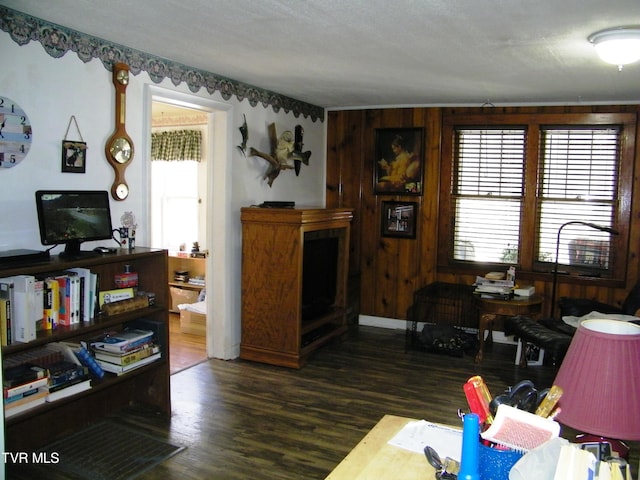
[{"left": 0, "top": 32, "right": 327, "bottom": 359}]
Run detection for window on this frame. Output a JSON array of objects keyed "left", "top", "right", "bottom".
[
  {"left": 453, "top": 128, "right": 526, "bottom": 263},
  {"left": 439, "top": 112, "right": 635, "bottom": 281},
  {"left": 537, "top": 127, "right": 619, "bottom": 269},
  {"left": 150, "top": 125, "right": 207, "bottom": 252},
  {"left": 150, "top": 160, "right": 202, "bottom": 251}
]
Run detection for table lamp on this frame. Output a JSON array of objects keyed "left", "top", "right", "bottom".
[{"left": 553, "top": 319, "right": 640, "bottom": 459}]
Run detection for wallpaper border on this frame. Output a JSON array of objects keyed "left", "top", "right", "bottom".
[{"left": 0, "top": 6, "right": 324, "bottom": 122}]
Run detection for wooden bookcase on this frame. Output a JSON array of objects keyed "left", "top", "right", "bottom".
[
  {"left": 167, "top": 254, "right": 206, "bottom": 312},
  {"left": 0, "top": 248, "right": 171, "bottom": 451},
  {"left": 240, "top": 207, "right": 353, "bottom": 368}
]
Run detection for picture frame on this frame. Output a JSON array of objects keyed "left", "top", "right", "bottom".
[
  {"left": 61, "top": 140, "right": 87, "bottom": 173},
  {"left": 381, "top": 201, "right": 418, "bottom": 238},
  {"left": 374, "top": 127, "right": 424, "bottom": 195}
]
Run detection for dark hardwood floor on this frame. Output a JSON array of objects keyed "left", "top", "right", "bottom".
[{"left": 10, "top": 324, "right": 639, "bottom": 479}]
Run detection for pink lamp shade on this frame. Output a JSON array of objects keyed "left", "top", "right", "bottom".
[{"left": 553, "top": 319, "right": 640, "bottom": 441}]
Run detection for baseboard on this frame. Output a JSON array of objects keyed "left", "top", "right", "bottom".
[
  {"left": 358, "top": 314, "right": 517, "bottom": 345},
  {"left": 358, "top": 315, "right": 404, "bottom": 329}
]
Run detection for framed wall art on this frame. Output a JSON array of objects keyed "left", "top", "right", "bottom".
[
  {"left": 61, "top": 117, "right": 87, "bottom": 173},
  {"left": 374, "top": 127, "right": 424, "bottom": 195},
  {"left": 381, "top": 201, "right": 418, "bottom": 238},
  {"left": 61, "top": 140, "right": 87, "bottom": 173}
]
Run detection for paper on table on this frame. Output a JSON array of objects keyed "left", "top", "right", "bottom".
[{"left": 388, "top": 420, "right": 462, "bottom": 461}]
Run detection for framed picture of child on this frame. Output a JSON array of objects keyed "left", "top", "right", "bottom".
[{"left": 373, "top": 128, "right": 424, "bottom": 195}]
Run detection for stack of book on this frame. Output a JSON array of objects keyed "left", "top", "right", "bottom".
[
  {"left": 45, "top": 360, "right": 91, "bottom": 403},
  {"left": 187, "top": 276, "right": 205, "bottom": 287},
  {"left": 474, "top": 275, "right": 514, "bottom": 299},
  {"left": 3, "top": 364, "right": 49, "bottom": 418},
  {"left": 88, "top": 328, "right": 161, "bottom": 375}
]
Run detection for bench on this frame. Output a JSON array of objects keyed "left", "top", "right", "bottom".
[{"left": 504, "top": 315, "right": 573, "bottom": 367}]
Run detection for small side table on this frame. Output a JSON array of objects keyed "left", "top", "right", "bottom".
[{"left": 474, "top": 294, "right": 543, "bottom": 363}]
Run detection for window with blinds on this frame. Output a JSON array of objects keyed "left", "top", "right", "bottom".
[
  {"left": 453, "top": 128, "right": 526, "bottom": 263},
  {"left": 440, "top": 111, "right": 634, "bottom": 281},
  {"left": 537, "top": 127, "right": 620, "bottom": 269}
]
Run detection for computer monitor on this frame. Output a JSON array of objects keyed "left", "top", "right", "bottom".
[{"left": 35, "top": 190, "right": 114, "bottom": 258}]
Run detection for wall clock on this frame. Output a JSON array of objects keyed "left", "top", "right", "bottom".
[
  {"left": 0, "top": 95, "right": 33, "bottom": 168},
  {"left": 104, "top": 63, "right": 134, "bottom": 200}
]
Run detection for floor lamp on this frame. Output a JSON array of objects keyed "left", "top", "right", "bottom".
[{"left": 549, "top": 221, "right": 619, "bottom": 320}]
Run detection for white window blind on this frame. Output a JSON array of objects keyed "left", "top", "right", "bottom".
[
  {"left": 453, "top": 129, "right": 526, "bottom": 263},
  {"left": 537, "top": 127, "right": 620, "bottom": 269}
]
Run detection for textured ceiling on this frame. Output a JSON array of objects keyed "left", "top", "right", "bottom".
[{"left": 2, "top": 0, "right": 639, "bottom": 108}]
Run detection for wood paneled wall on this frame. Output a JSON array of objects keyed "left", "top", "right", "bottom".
[{"left": 326, "top": 105, "right": 640, "bottom": 324}]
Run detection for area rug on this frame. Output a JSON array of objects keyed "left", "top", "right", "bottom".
[{"left": 32, "top": 420, "right": 185, "bottom": 480}]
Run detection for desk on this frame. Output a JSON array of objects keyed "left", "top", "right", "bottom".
[
  {"left": 474, "top": 294, "right": 543, "bottom": 363},
  {"left": 326, "top": 415, "right": 437, "bottom": 480}
]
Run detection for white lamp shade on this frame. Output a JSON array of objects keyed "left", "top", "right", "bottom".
[{"left": 589, "top": 28, "right": 640, "bottom": 66}]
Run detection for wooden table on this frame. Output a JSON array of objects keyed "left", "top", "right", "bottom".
[
  {"left": 474, "top": 294, "right": 543, "bottom": 363},
  {"left": 325, "top": 415, "right": 438, "bottom": 480}
]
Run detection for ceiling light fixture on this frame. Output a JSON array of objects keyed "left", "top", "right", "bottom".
[{"left": 588, "top": 26, "right": 640, "bottom": 70}]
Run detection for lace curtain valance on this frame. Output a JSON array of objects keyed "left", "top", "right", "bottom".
[{"left": 151, "top": 130, "right": 202, "bottom": 162}]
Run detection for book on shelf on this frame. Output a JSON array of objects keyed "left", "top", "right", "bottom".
[
  {"left": 187, "top": 277, "right": 206, "bottom": 287},
  {"left": 4, "top": 375, "right": 49, "bottom": 399},
  {"left": 3, "top": 364, "right": 47, "bottom": 389},
  {"left": 33, "top": 278, "right": 44, "bottom": 330},
  {"left": 87, "top": 328, "right": 154, "bottom": 354},
  {"left": 49, "top": 341, "right": 105, "bottom": 379},
  {"left": 94, "top": 343, "right": 160, "bottom": 366},
  {"left": 0, "top": 275, "right": 37, "bottom": 343},
  {"left": 95, "top": 352, "right": 161, "bottom": 376},
  {"left": 5, "top": 386, "right": 48, "bottom": 407},
  {"left": 0, "top": 279, "right": 13, "bottom": 345},
  {"left": 4, "top": 388, "right": 48, "bottom": 418},
  {"left": 74, "top": 345, "right": 105, "bottom": 378},
  {"left": 0, "top": 294, "right": 11, "bottom": 346},
  {"left": 54, "top": 274, "right": 73, "bottom": 326},
  {"left": 67, "top": 267, "right": 96, "bottom": 322},
  {"left": 43, "top": 359, "right": 91, "bottom": 403},
  {"left": 52, "top": 271, "right": 82, "bottom": 326},
  {"left": 70, "top": 274, "right": 81, "bottom": 325},
  {"left": 42, "top": 277, "right": 59, "bottom": 330},
  {"left": 46, "top": 361, "right": 89, "bottom": 389},
  {"left": 2, "top": 344, "right": 64, "bottom": 370},
  {"left": 125, "top": 318, "right": 166, "bottom": 360},
  {"left": 45, "top": 378, "right": 91, "bottom": 403}
]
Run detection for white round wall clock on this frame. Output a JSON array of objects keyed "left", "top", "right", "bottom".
[{"left": 0, "top": 96, "right": 33, "bottom": 168}]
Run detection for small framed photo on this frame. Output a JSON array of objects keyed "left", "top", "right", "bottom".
[
  {"left": 374, "top": 127, "right": 424, "bottom": 195},
  {"left": 381, "top": 201, "right": 418, "bottom": 238},
  {"left": 61, "top": 141, "right": 87, "bottom": 173}
]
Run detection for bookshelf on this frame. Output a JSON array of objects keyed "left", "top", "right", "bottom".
[
  {"left": 240, "top": 207, "right": 353, "bottom": 368},
  {"left": 167, "top": 254, "right": 206, "bottom": 312},
  {"left": 0, "top": 248, "right": 171, "bottom": 451}
]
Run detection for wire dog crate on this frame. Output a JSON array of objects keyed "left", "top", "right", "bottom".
[{"left": 405, "top": 282, "right": 478, "bottom": 352}]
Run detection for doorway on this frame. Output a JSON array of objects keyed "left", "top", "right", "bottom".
[
  {"left": 145, "top": 84, "right": 235, "bottom": 367},
  {"left": 150, "top": 101, "right": 208, "bottom": 373}
]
